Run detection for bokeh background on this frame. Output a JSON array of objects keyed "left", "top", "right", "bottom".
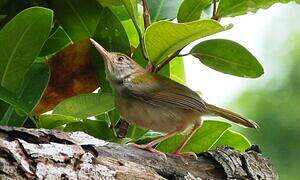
[{"left": 185, "top": 2, "right": 300, "bottom": 179}]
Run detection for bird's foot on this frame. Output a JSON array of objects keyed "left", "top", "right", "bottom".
[
  {"left": 127, "top": 143, "right": 167, "bottom": 160},
  {"left": 173, "top": 151, "right": 198, "bottom": 159}
]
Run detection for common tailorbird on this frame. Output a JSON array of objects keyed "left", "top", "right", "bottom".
[{"left": 90, "top": 39, "right": 258, "bottom": 157}]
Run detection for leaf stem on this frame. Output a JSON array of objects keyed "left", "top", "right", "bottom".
[
  {"left": 212, "top": 0, "right": 219, "bottom": 20},
  {"left": 142, "top": 0, "right": 151, "bottom": 29},
  {"left": 154, "top": 48, "right": 182, "bottom": 73}
]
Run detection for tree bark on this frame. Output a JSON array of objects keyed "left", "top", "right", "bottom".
[{"left": 0, "top": 126, "right": 278, "bottom": 180}]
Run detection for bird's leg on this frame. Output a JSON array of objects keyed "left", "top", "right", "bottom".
[
  {"left": 173, "top": 120, "right": 203, "bottom": 158},
  {"left": 128, "top": 129, "right": 180, "bottom": 158}
]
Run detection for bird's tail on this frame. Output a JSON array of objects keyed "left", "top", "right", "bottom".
[{"left": 206, "top": 104, "right": 258, "bottom": 128}]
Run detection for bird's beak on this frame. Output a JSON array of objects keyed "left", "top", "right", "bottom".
[{"left": 90, "top": 39, "right": 111, "bottom": 61}]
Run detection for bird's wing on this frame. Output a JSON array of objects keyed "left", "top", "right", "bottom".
[{"left": 124, "top": 72, "right": 207, "bottom": 113}]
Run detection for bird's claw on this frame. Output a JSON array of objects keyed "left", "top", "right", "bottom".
[{"left": 127, "top": 143, "right": 167, "bottom": 160}]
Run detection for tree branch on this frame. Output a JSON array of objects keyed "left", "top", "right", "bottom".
[{"left": 0, "top": 126, "right": 278, "bottom": 179}]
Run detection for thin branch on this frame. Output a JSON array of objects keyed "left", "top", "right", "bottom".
[
  {"left": 154, "top": 49, "right": 182, "bottom": 73},
  {"left": 142, "top": 0, "right": 151, "bottom": 30},
  {"left": 212, "top": 0, "right": 219, "bottom": 20}
]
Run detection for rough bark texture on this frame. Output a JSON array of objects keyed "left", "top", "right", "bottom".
[{"left": 0, "top": 126, "right": 278, "bottom": 180}]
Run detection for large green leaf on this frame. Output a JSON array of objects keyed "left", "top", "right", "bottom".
[
  {"left": 0, "top": 7, "right": 53, "bottom": 92},
  {"left": 0, "top": 63, "right": 50, "bottom": 126},
  {"left": 121, "top": 0, "right": 141, "bottom": 34},
  {"left": 0, "top": 87, "right": 28, "bottom": 113},
  {"left": 48, "top": 0, "right": 102, "bottom": 42},
  {"left": 97, "top": 0, "right": 123, "bottom": 6},
  {"left": 94, "top": 7, "right": 131, "bottom": 55},
  {"left": 177, "top": 0, "right": 212, "bottom": 22},
  {"left": 170, "top": 57, "right": 185, "bottom": 84},
  {"left": 157, "top": 120, "right": 231, "bottom": 153},
  {"left": 190, "top": 39, "right": 264, "bottom": 78},
  {"left": 83, "top": 119, "right": 116, "bottom": 141},
  {"left": 211, "top": 129, "right": 251, "bottom": 152},
  {"left": 148, "top": 0, "right": 181, "bottom": 22},
  {"left": 144, "top": 20, "right": 227, "bottom": 67},
  {"left": 121, "top": 19, "right": 140, "bottom": 47},
  {"left": 91, "top": 7, "right": 131, "bottom": 93},
  {"left": 53, "top": 93, "right": 115, "bottom": 118},
  {"left": 38, "top": 114, "right": 80, "bottom": 129},
  {"left": 39, "top": 26, "right": 72, "bottom": 57},
  {"left": 217, "top": 0, "right": 294, "bottom": 17}
]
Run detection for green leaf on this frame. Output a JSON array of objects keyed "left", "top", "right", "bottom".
[
  {"left": 0, "top": 7, "right": 53, "bottom": 92},
  {"left": 122, "top": 19, "right": 139, "bottom": 47},
  {"left": 48, "top": 0, "right": 102, "bottom": 42},
  {"left": 94, "top": 7, "right": 131, "bottom": 55},
  {"left": 106, "top": 108, "right": 120, "bottom": 127},
  {"left": 53, "top": 93, "right": 115, "bottom": 118},
  {"left": 190, "top": 39, "right": 264, "bottom": 78},
  {"left": 0, "top": 87, "right": 28, "bottom": 112},
  {"left": 121, "top": 0, "right": 141, "bottom": 36},
  {"left": 211, "top": 129, "right": 251, "bottom": 152},
  {"left": 83, "top": 119, "right": 116, "bottom": 141},
  {"left": 18, "top": 63, "right": 50, "bottom": 111},
  {"left": 127, "top": 125, "right": 148, "bottom": 140},
  {"left": 39, "top": 26, "right": 72, "bottom": 57},
  {"left": 157, "top": 120, "right": 231, "bottom": 153},
  {"left": 38, "top": 114, "right": 80, "bottom": 129},
  {"left": 144, "top": 20, "right": 226, "bottom": 67},
  {"left": 177, "top": 0, "right": 212, "bottom": 22},
  {"left": 0, "top": 63, "right": 50, "bottom": 126},
  {"left": 170, "top": 57, "right": 185, "bottom": 84},
  {"left": 217, "top": 0, "right": 293, "bottom": 17},
  {"left": 110, "top": 5, "right": 130, "bottom": 21},
  {"left": 91, "top": 7, "right": 130, "bottom": 93},
  {"left": 64, "top": 121, "right": 84, "bottom": 132},
  {"left": 148, "top": 0, "right": 181, "bottom": 22},
  {"left": 97, "top": 0, "right": 123, "bottom": 6}
]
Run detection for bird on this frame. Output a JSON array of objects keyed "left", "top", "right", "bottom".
[{"left": 90, "top": 39, "right": 258, "bottom": 158}]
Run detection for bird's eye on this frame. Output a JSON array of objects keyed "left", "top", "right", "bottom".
[{"left": 117, "top": 56, "right": 124, "bottom": 62}]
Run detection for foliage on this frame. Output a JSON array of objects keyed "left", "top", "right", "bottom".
[{"left": 0, "top": 0, "right": 298, "bottom": 154}]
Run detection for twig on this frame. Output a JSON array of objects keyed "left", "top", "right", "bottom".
[
  {"left": 142, "top": 0, "right": 151, "bottom": 29},
  {"left": 212, "top": 0, "right": 219, "bottom": 20},
  {"left": 154, "top": 49, "right": 182, "bottom": 73}
]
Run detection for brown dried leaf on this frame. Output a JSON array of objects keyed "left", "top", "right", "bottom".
[{"left": 33, "top": 40, "right": 99, "bottom": 115}]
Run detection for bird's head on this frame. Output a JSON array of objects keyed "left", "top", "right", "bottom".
[{"left": 90, "top": 39, "right": 145, "bottom": 83}]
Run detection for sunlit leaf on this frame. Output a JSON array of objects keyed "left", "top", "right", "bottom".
[
  {"left": 191, "top": 39, "right": 264, "bottom": 78},
  {"left": 0, "top": 7, "right": 53, "bottom": 92},
  {"left": 217, "top": 0, "right": 294, "bottom": 17},
  {"left": 170, "top": 57, "right": 185, "bottom": 84},
  {"left": 157, "top": 120, "right": 231, "bottom": 153},
  {"left": 144, "top": 20, "right": 227, "bottom": 67},
  {"left": 211, "top": 129, "right": 251, "bottom": 152},
  {"left": 127, "top": 125, "right": 148, "bottom": 140},
  {"left": 38, "top": 114, "right": 80, "bottom": 129},
  {"left": 53, "top": 93, "right": 114, "bottom": 118},
  {"left": 177, "top": 0, "right": 211, "bottom": 22}
]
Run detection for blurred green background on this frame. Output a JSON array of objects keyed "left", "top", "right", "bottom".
[
  {"left": 186, "top": 2, "right": 300, "bottom": 179},
  {"left": 231, "top": 4, "right": 300, "bottom": 180}
]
